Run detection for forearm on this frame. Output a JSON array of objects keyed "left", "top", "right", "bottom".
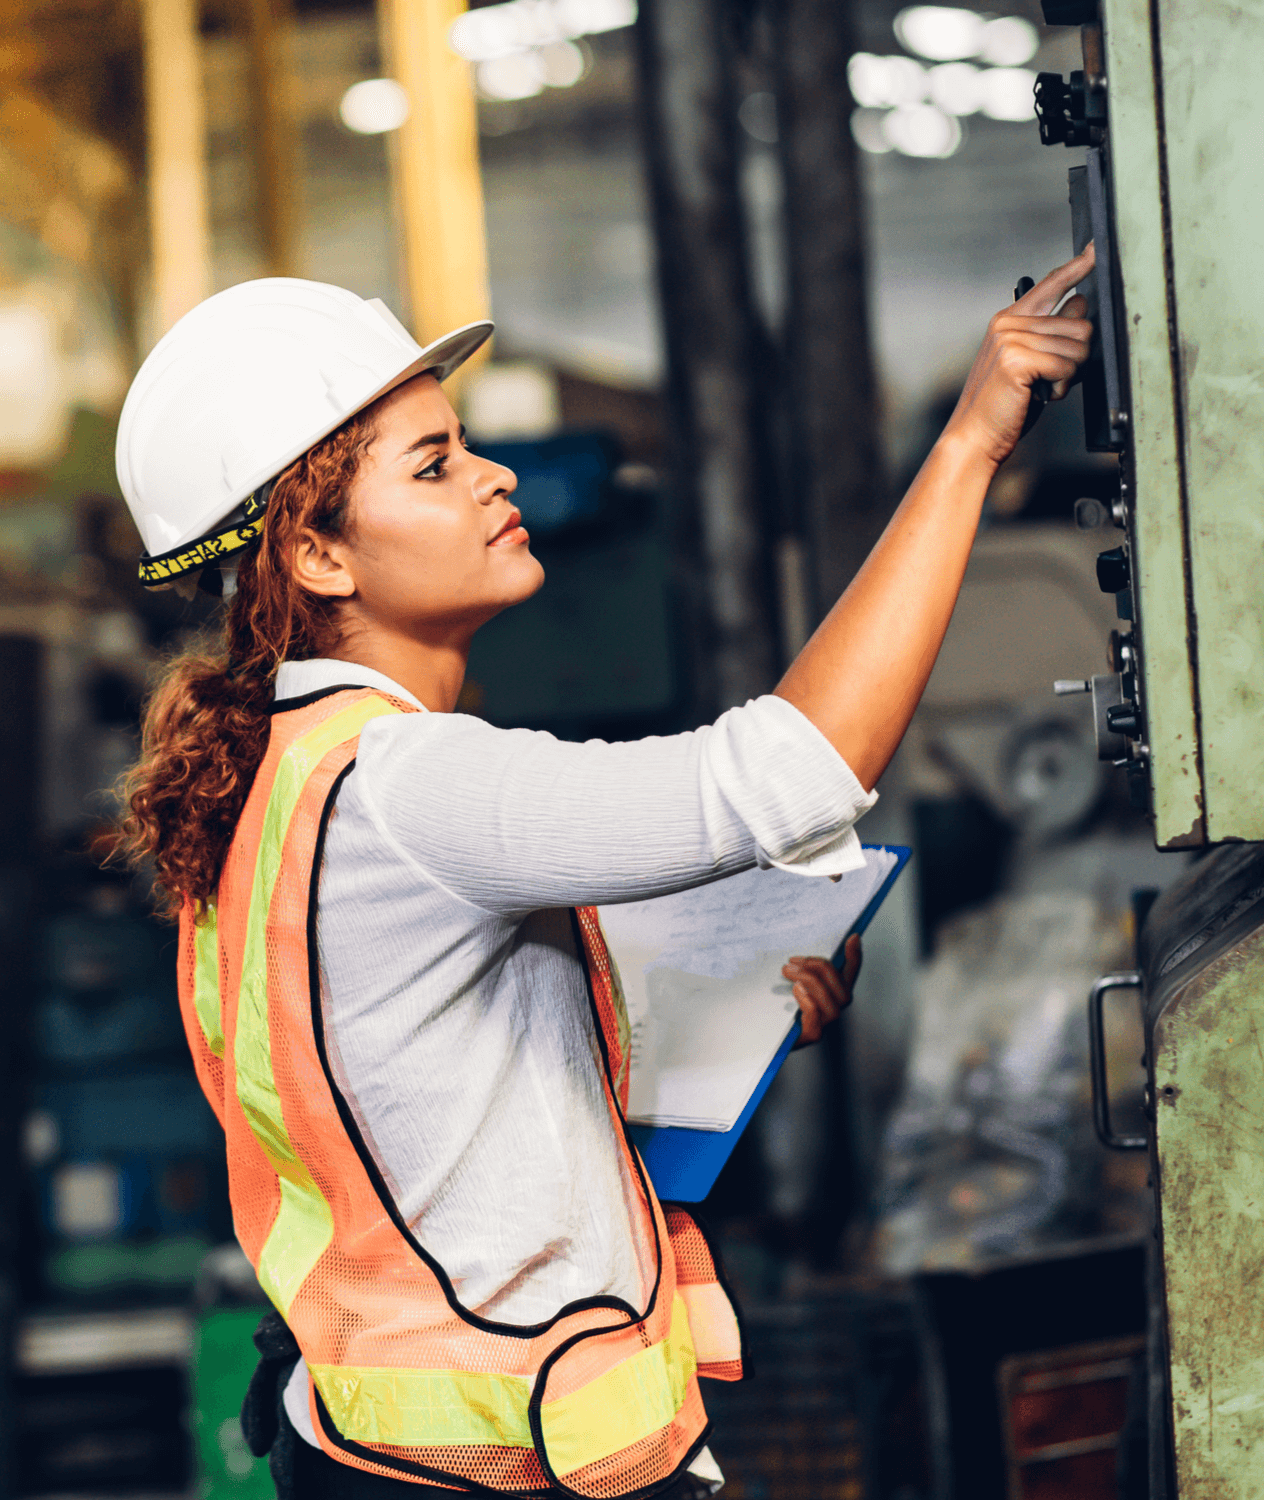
[
  {"left": 775, "top": 245, "right": 1096, "bottom": 790},
  {"left": 775, "top": 428, "right": 996, "bottom": 789}
]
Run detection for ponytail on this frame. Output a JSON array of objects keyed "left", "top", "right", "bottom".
[{"left": 112, "top": 406, "right": 379, "bottom": 918}]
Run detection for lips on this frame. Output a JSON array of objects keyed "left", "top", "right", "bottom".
[{"left": 488, "top": 509, "right": 528, "bottom": 546}]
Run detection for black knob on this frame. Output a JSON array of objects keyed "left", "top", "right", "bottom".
[
  {"left": 1034, "top": 70, "right": 1095, "bottom": 147},
  {"left": 1096, "top": 546, "right": 1130, "bottom": 594},
  {"left": 1106, "top": 703, "right": 1139, "bottom": 737}
]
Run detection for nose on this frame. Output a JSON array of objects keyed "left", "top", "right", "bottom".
[{"left": 472, "top": 452, "right": 517, "bottom": 505}]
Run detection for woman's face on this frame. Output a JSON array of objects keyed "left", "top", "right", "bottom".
[{"left": 311, "top": 372, "right": 543, "bottom": 641}]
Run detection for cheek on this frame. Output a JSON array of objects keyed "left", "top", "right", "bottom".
[{"left": 353, "top": 493, "right": 487, "bottom": 602}]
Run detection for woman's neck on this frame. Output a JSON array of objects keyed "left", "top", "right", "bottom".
[{"left": 323, "top": 627, "right": 470, "bottom": 712}]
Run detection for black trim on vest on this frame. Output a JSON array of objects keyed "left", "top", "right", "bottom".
[
  {"left": 291, "top": 707, "right": 695, "bottom": 1495},
  {"left": 526, "top": 1332, "right": 715, "bottom": 1500},
  {"left": 519, "top": 913, "right": 702, "bottom": 1500},
  {"left": 659, "top": 1202, "right": 751, "bottom": 1383},
  {"left": 311, "top": 1385, "right": 554, "bottom": 1498},
  {"left": 306, "top": 762, "right": 643, "bottom": 1342}
]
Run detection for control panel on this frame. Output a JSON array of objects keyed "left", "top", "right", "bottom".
[{"left": 1035, "top": 0, "right": 1264, "bottom": 848}]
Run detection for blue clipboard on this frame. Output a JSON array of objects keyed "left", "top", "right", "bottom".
[{"left": 626, "top": 844, "right": 911, "bottom": 1203}]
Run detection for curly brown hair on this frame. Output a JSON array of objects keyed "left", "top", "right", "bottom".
[{"left": 112, "top": 405, "right": 380, "bottom": 918}]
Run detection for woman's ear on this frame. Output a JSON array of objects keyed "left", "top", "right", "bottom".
[{"left": 292, "top": 527, "right": 356, "bottom": 598}]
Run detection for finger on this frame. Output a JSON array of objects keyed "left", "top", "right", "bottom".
[
  {"left": 997, "top": 340, "right": 1084, "bottom": 390},
  {"left": 806, "top": 958, "right": 848, "bottom": 1009},
  {"left": 796, "top": 969, "right": 843, "bottom": 1025},
  {"left": 1007, "top": 332, "right": 1093, "bottom": 367},
  {"left": 1013, "top": 243, "right": 1095, "bottom": 316},
  {"left": 789, "top": 957, "right": 848, "bottom": 1012},
  {"left": 793, "top": 982, "right": 824, "bottom": 1044},
  {"left": 841, "top": 934, "right": 863, "bottom": 988},
  {"left": 997, "top": 315, "right": 1093, "bottom": 344},
  {"left": 1056, "top": 292, "right": 1088, "bottom": 321}
]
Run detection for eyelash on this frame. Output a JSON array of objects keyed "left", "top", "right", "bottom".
[{"left": 412, "top": 440, "right": 472, "bottom": 482}]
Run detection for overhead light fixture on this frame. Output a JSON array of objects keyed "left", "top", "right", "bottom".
[
  {"left": 894, "top": 7, "right": 1039, "bottom": 66},
  {"left": 537, "top": 38, "right": 588, "bottom": 87},
  {"left": 894, "top": 6, "right": 986, "bottom": 62},
  {"left": 450, "top": 0, "right": 635, "bottom": 63},
  {"left": 848, "top": 53, "right": 928, "bottom": 109},
  {"left": 978, "top": 16, "right": 1039, "bottom": 66},
  {"left": 927, "top": 61, "right": 983, "bottom": 116},
  {"left": 477, "top": 53, "right": 547, "bottom": 101},
  {"left": 882, "top": 102, "right": 963, "bottom": 158},
  {"left": 851, "top": 108, "right": 894, "bottom": 155},
  {"left": 339, "top": 78, "right": 410, "bottom": 134},
  {"left": 977, "top": 67, "right": 1039, "bottom": 121}
]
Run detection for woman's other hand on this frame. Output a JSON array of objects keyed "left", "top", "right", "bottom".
[
  {"left": 784, "top": 935, "right": 862, "bottom": 1046},
  {"left": 944, "top": 243, "right": 1096, "bottom": 468}
]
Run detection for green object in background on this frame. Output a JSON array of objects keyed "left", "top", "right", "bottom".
[
  {"left": 193, "top": 1307, "right": 273, "bottom": 1500},
  {"left": 49, "top": 1233, "right": 212, "bottom": 1292}
]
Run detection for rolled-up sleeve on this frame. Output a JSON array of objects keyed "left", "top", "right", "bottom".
[{"left": 352, "top": 694, "right": 877, "bottom": 916}]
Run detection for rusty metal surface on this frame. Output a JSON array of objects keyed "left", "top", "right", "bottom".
[
  {"left": 1152, "top": 921, "right": 1264, "bottom": 1493},
  {"left": 1102, "top": 0, "right": 1204, "bottom": 849},
  {"left": 1151, "top": 0, "right": 1264, "bottom": 842}
]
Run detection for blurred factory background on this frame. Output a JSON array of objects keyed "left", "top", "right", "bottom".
[{"left": 0, "top": 1, "right": 1178, "bottom": 1496}]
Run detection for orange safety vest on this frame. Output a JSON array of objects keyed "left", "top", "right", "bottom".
[{"left": 177, "top": 687, "right": 746, "bottom": 1496}]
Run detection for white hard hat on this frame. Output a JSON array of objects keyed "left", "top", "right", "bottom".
[{"left": 116, "top": 278, "right": 493, "bottom": 587}]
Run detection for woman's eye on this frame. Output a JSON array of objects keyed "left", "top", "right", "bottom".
[{"left": 413, "top": 455, "right": 447, "bottom": 480}]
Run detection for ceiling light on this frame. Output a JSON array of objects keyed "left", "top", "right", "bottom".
[
  {"left": 927, "top": 61, "right": 982, "bottom": 115},
  {"left": 477, "top": 52, "right": 547, "bottom": 100},
  {"left": 339, "top": 78, "right": 410, "bottom": 134},
  {"left": 554, "top": 0, "right": 636, "bottom": 34},
  {"left": 450, "top": 0, "right": 635, "bottom": 62},
  {"left": 978, "top": 66, "right": 1038, "bottom": 122},
  {"left": 894, "top": 6, "right": 985, "bottom": 62},
  {"left": 848, "top": 53, "right": 928, "bottom": 108},
  {"left": 851, "top": 108, "right": 894, "bottom": 154},
  {"left": 979, "top": 16, "right": 1039, "bottom": 66},
  {"left": 882, "top": 102, "right": 963, "bottom": 157},
  {"left": 537, "top": 38, "right": 588, "bottom": 86}
]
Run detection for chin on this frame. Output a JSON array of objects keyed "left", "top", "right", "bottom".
[
  {"left": 513, "top": 551, "right": 547, "bottom": 599},
  {"left": 485, "top": 553, "right": 545, "bottom": 616}
]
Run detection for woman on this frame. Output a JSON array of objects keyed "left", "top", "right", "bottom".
[{"left": 114, "top": 254, "right": 1092, "bottom": 1500}]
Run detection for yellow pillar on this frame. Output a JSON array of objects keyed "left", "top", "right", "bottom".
[
  {"left": 243, "top": 0, "right": 299, "bottom": 278},
  {"left": 139, "top": 0, "right": 212, "bottom": 338},
  {"left": 379, "top": 0, "right": 490, "bottom": 397}
]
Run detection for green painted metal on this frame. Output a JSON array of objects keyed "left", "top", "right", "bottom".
[
  {"left": 1153, "top": 927, "right": 1264, "bottom": 1493},
  {"left": 191, "top": 1307, "right": 274, "bottom": 1500},
  {"left": 1153, "top": 0, "right": 1264, "bottom": 843},
  {"left": 1102, "top": 0, "right": 1204, "bottom": 849}
]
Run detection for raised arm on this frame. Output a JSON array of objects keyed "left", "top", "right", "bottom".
[{"left": 775, "top": 245, "right": 1095, "bottom": 789}]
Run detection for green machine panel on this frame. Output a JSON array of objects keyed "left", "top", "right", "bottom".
[{"left": 1040, "top": 0, "right": 1264, "bottom": 848}]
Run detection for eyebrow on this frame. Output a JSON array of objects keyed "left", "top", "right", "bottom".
[{"left": 403, "top": 424, "right": 466, "bottom": 457}]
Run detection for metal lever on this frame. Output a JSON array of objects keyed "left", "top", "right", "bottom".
[
  {"left": 1053, "top": 679, "right": 1089, "bottom": 695},
  {"left": 1088, "top": 972, "right": 1147, "bottom": 1150}
]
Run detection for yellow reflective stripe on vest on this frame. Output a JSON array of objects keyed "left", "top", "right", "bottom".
[
  {"left": 310, "top": 1365, "right": 533, "bottom": 1449},
  {"left": 308, "top": 1295, "right": 697, "bottom": 1474},
  {"left": 193, "top": 907, "right": 223, "bottom": 1058},
  {"left": 235, "top": 696, "right": 403, "bottom": 1315},
  {"left": 543, "top": 1294, "right": 696, "bottom": 1477}
]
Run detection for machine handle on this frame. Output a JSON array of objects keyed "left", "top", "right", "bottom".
[{"left": 1088, "top": 971, "right": 1147, "bottom": 1150}]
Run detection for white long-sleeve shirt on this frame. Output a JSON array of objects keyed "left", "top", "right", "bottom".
[{"left": 276, "top": 657, "right": 875, "bottom": 1452}]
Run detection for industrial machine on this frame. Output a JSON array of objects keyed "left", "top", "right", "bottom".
[{"left": 1035, "top": 0, "right": 1264, "bottom": 1493}]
